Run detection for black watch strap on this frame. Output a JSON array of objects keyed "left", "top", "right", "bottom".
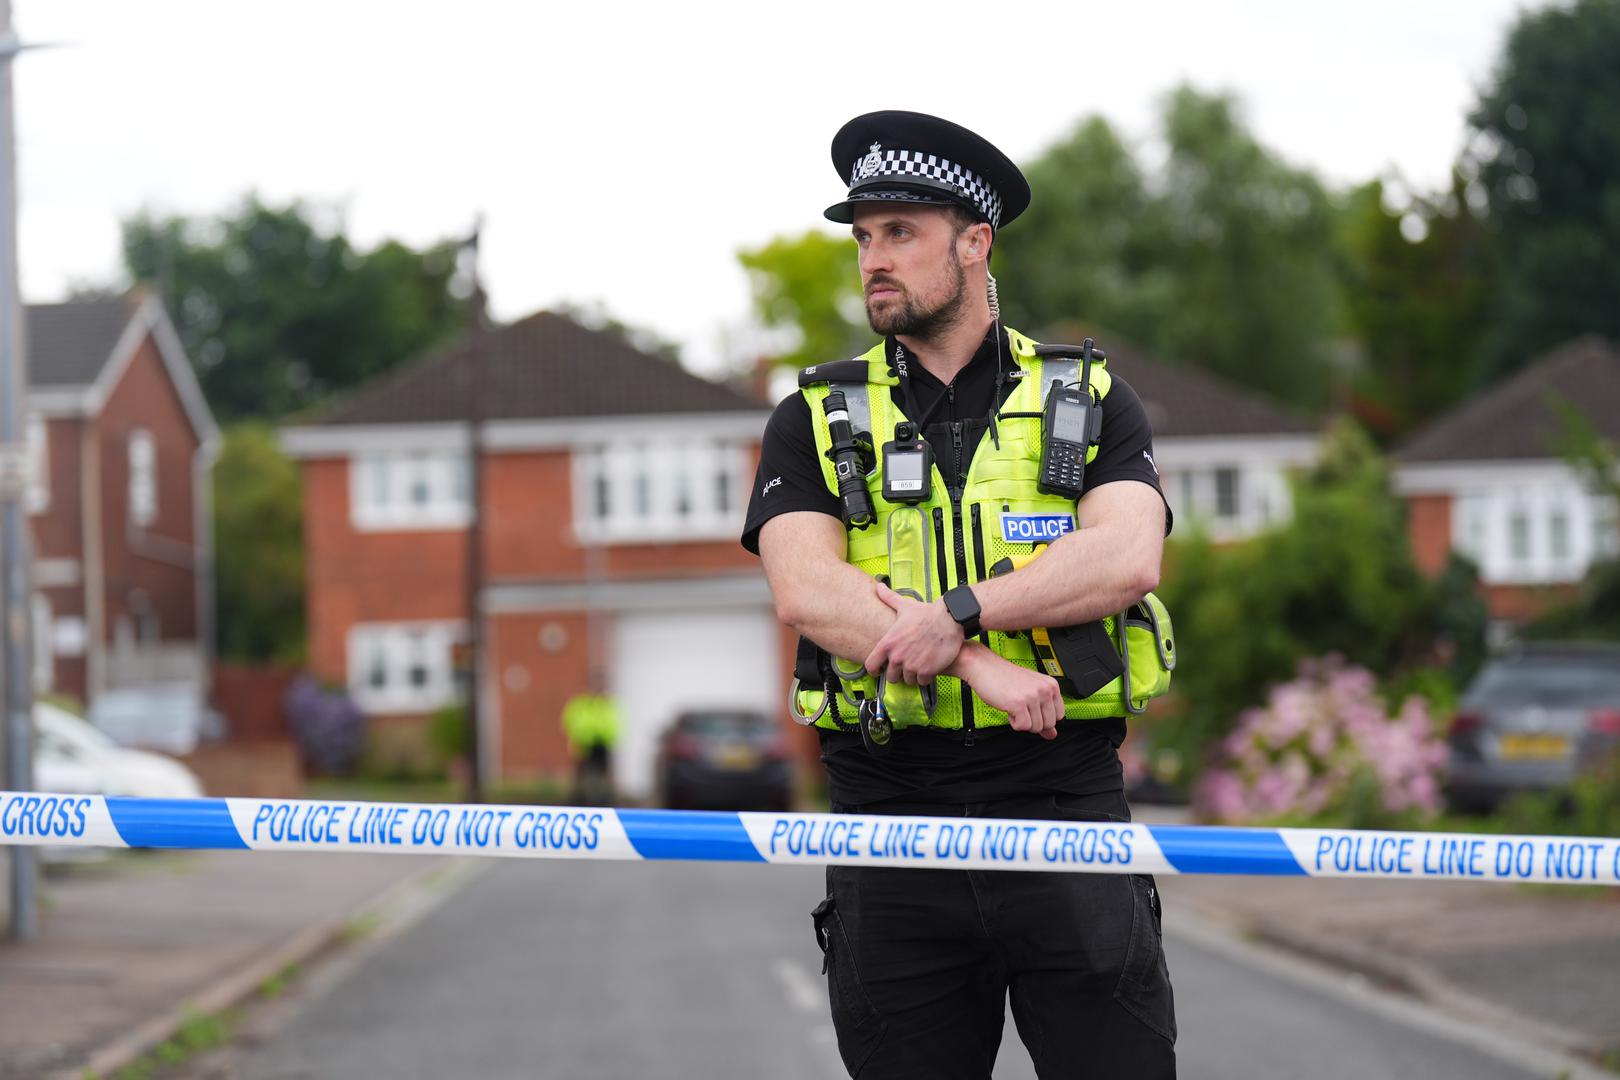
[{"left": 942, "top": 585, "right": 982, "bottom": 639}]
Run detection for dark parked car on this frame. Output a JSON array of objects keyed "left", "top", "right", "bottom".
[
  {"left": 1445, "top": 643, "right": 1620, "bottom": 813},
  {"left": 658, "top": 709, "right": 795, "bottom": 812}
]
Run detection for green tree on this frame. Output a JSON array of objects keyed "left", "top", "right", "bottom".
[
  {"left": 995, "top": 116, "right": 1164, "bottom": 338},
  {"left": 212, "top": 424, "right": 305, "bottom": 663},
  {"left": 1145, "top": 87, "right": 1344, "bottom": 408},
  {"left": 1335, "top": 174, "right": 1496, "bottom": 438},
  {"left": 123, "top": 197, "right": 465, "bottom": 419},
  {"left": 1469, "top": 0, "right": 1620, "bottom": 378},
  {"left": 737, "top": 230, "right": 868, "bottom": 370},
  {"left": 997, "top": 87, "right": 1343, "bottom": 409}
]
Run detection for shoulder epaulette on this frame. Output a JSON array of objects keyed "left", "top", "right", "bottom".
[{"left": 798, "top": 358, "right": 872, "bottom": 388}]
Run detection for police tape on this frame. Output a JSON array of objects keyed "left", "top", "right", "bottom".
[{"left": 3, "top": 790, "right": 1618, "bottom": 885}]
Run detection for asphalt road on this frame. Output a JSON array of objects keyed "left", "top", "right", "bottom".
[{"left": 226, "top": 860, "right": 1555, "bottom": 1080}]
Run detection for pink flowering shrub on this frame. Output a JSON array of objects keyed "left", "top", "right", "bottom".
[{"left": 1194, "top": 656, "right": 1447, "bottom": 828}]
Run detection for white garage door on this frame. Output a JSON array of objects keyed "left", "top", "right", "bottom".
[{"left": 610, "top": 607, "right": 781, "bottom": 799}]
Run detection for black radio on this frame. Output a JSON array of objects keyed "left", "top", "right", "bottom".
[
  {"left": 1038, "top": 385, "right": 1097, "bottom": 497},
  {"left": 1035, "top": 339, "right": 1105, "bottom": 498},
  {"left": 881, "top": 422, "right": 933, "bottom": 504}
]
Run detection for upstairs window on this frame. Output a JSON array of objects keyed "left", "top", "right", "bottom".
[
  {"left": 1213, "top": 467, "right": 1242, "bottom": 521},
  {"left": 1454, "top": 482, "right": 1611, "bottom": 584},
  {"left": 128, "top": 429, "right": 157, "bottom": 527},
  {"left": 350, "top": 451, "right": 472, "bottom": 531},
  {"left": 1592, "top": 497, "right": 1619, "bottom": 561},
  {"left": 574, "top": 437, "right": 749, "bottom": 542},
  {"left": 347, "top": 621, "right": 466, "bottom": 713},
  {"left": 1549, "top": 505, "right": 1572, "bottom": 564},
  {"left": 1455, "top": 494, "right": 1489, "bottom": 565},
  {"left": 1169, "top": 462, "right": 1285, "bottom": 539}
]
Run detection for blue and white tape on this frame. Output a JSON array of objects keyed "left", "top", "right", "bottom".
[{"left": 3, "top": 791, "right": 1618, "bottom": 886}]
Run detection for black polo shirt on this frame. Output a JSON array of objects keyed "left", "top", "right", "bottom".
[{"left": 742, "top": 326, "right": 1170, "bottom": 807}]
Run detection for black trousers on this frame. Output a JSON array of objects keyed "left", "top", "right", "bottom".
[{"left": 812, "top": 791, "right": 1177, "bottom": 1079}]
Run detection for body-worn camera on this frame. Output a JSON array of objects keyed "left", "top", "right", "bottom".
[{"left": 881, "top": 422, "right": 933, "bottom": 504}]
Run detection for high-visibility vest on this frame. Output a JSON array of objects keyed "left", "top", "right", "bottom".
[
  {"left": 562, "top": 694, "right": 620, "bottom": 754},
  {"left": 795, "top": 328, "right": 1175, "bottom": 736}
]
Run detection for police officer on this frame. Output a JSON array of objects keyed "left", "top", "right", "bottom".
[
  {"left": 741, "top": 111, "right": 1177, "bottom": 1078},
  {"left": 562, "top": 679, "right": 620, "bottom": 806}
]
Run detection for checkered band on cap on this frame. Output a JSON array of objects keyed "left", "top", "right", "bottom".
[{"left": 848, "top": 147, "right": 1004, "bottom": 228}]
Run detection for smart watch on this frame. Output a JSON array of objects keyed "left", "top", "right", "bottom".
[{"left": 942, "top": 585, "right": 982, "bottom": 639}]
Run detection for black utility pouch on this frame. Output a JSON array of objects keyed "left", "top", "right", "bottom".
[
  {"left": 1045, "top": 619, "right": 1125, "bottom": 698},
  {"left": 794, "top": 636, "right": 824, "bottom": 684}
]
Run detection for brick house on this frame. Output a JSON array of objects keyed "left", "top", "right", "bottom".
[
  {"left": 1393, "top": 336, "right": 1620, "bottom": 625},
  {"left": 25, "top": 291, "right": 220, "bottom": 704},
  {"left": 281, "top": 311, "right": 777, "bottom": 797}
]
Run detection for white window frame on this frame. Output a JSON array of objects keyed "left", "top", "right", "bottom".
[
  {"left": 1212, "top": 466, "right": 1242, "bottom": 521},
  {"left": 573, "top": 436, "right": 749, "bottom": 543},
  {"left": 1163, "top": 454, "right": 1298, "bottom": 541},
  {"left": 349, "top": 450, "right": 472, "bottom": 532},
  {"left": 346, "top": 621, "right": 467, "bottom": 714},
  {"left": 30, "top": 593, "right": 51, "bottom": 693},
  {"left": 25, "top": 414, "right": 47, "bottom": 514},
  {"left": 1454, "top": 492, "right": 1489, "bottom": 567},
  {"left": 1447, "top": 476, "right": 1605, "bottom": 585},
  {"left": 128, "top": 428, "right": 157, "bottom": 527},
  {"left": 1595, "top": 496, "right": 1620, "bottom": 562}
]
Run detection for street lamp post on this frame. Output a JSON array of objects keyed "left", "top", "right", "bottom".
[{"left": 462, "top": 222, "right": 485, "bottom": 804}]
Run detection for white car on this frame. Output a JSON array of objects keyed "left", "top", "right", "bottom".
[{"left": 33, "top": 701, "right": 205, "bottom": 799}]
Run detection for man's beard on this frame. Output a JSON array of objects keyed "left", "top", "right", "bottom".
[{"left": 865, "top": 258, "right": 967, "bottom": 340}]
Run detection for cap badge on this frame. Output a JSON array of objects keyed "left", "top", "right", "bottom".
[{"left": 856, "top": 142, "right": 884, "bottom": 181}]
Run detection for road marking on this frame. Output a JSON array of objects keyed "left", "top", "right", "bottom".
[
  {"left": 1165, "top": 910, "right": 1616, "bottom": 1080},
  {"left": 772, "top": 959, "right": 847, "bottom": 1079},
  {"left": 772, "top": 957, "right": 824, "bottom": 1013}
]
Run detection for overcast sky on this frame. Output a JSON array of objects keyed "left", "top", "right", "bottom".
[{"left": 15, "top": 0, "right": 1533, "bottom": 376}]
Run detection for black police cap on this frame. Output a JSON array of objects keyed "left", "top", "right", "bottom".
[{"left": 825, "top": 110, "right": 1031, "bottom": 230}]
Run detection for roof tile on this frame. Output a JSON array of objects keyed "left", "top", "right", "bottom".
[
  {"left": 26, "top": 295, "right": 140, "bottom": 388},
  {"left": 1397, "top": 336, "right": 1620, "bottom": 463},
  {"left": 1104, "top": 343, "right": 1319, "bottom": 438},
  {"left": 311, "top": 310, "right": 762, "bottom": 425}
]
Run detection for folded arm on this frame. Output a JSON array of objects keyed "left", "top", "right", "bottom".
[
  {"left": 975, "top": 479, "right": 1165, "bottom": 632},
  {"left": 862, "top": 480, "right": 1164, "bottom": 683},
  {"left": 757, "top": 511, "right": 898, "bottom": 666},
  {"left": 759, "top": 510, "right": 1069, "bottom": 739}
]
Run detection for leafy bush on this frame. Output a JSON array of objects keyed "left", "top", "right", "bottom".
[
  {"left": 428, "top": 703, "right": 471, "bottom": 764},
  {"left": 1155, "top": 420, "right": 1486, "bottom": 779},
  {"left": 1522, "top": 558, "right": 1620, "bottom": 644},
  {"left": 1496, "top": 747, "right": 1620, "bottom": 838},
  {"left": 38, "top": 693, "right": 86, "bottom": 718},
  {"left": 1195, "top": 656, "right": 1446, "bottom": 827},
  {"left": 283, "top": 677, "right": 365, "bottom": 776},
  {"left": 214, "top": 424, "right": 305, "bottom": 664}
]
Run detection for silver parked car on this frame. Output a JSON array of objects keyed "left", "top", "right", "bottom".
[
  {"left": 87, "top": 683, "right": 225, "bottom": 757},
  {"left": 1445, "top": 643, "right": 1620, "bottom": 813}
]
